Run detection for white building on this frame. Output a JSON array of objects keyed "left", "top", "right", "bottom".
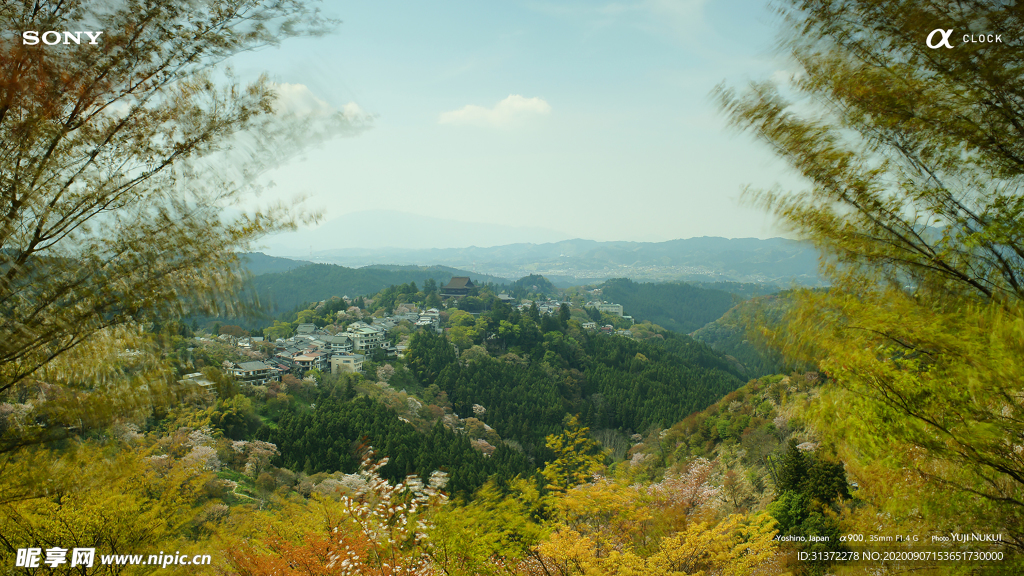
[
  {"left": 330, "top": 353, "right": 365, "bottom": 374},
  {"left": 344, "top": 322, "right": 388, "bottom": 351},
  {"left": 595, "top": 302, "right": 624, "bottom": 317}
]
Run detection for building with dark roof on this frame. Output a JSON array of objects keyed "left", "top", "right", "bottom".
[
  {"left": 441, "top": 276, "right": 475, "bottom": 298},
  {"left": 229, "top": 361, "right": 278, "bottom": 385},
  {"left": 325, "top": 334, "right": 353, "bottom": 353}
]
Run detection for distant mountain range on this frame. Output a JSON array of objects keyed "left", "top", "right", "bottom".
[{"left": 261, "top": 236, "right": 823, "bottom": 286}]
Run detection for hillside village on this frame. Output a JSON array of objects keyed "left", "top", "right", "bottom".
[{"left": 185, "top": 277, "right": 635, "bottom": 392}]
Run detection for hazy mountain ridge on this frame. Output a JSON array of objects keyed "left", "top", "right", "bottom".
[{"left": 293, "top": 237, "right": 823, "bottom": 285}]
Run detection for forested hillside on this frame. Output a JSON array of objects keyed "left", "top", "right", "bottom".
[
  {"left": 598, "top": 277, "right": 738, "bottom": 333},
  {"left": 261, "top": 387, "right": 530, "bottom": 497},
  {"left": 238, "top": 252, "right": 311, "bottom": 276},
  {"left": 691, "top": 293, "right": 793, "bottom": 378},
  {"left": 407, "top": 322, "right": 745, "bottom": 457},
  {"left": 184, "top": 286, "right": 750, "bottom": 500},
  {"left": 625, "top": 372, "right": 853, "bottom": 563}
]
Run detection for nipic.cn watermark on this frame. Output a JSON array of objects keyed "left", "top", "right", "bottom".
[
  {"left": 926, "top": 28, "right": 1003, "bottom": 49},
  {"left": 14, "top": 547, "right": 212, "bottom": 569}
]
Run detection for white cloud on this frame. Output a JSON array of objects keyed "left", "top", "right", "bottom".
[
  {"left": 341, "top": 102, "right": 367, "bottom": 121},
  {"left": 271, "top": 83, "right": 369, "bottom": 122},
  {"left": 439, "top": 94, "right": 552, "bottom": 128},
  {"left": 272, "top": 82, "right": 333, "bottom": 116}
]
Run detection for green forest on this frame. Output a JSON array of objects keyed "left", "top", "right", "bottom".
[{"left": 598, "top": 278, "right": 738, "bottom": 334}]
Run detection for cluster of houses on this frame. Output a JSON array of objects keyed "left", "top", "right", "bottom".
[
  {"left": 579, "top": 322, "right": 633, "bottom": 337},
  {"left": 184, "top": 277, "right": 635, "bottom": 393},
  {"left": 442, "top": 277, "right": 633, "bottom": 325},
  {"left": 516, "top": 299, "right": 566, "bottom": 316},
  {"left": 207, "top": 309, "right": 443, "bottom": 388}
]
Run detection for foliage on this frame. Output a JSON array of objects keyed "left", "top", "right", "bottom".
[
  {"left": 766, "top": 440, "right": 848, "bottom": 560},
  {"left": 219, "top": 325, "right": 250, "bottom": 338},
  {"left": 228, "top": 451, "right": 448, "bottom": 576},
  {"left": 406, "top": 331, "right": 458, "bottom": 385},
  {"left": 646, "top": 457, "right": 721, "bottom": 517},
  {"left": 0, "top": 438, "right": 221, "bottom": 572},
  {"left": 541, "top": 416, "right": 604, "bottom": 492},
  {"left": 210, "top": 395, "right": 263, "bottom": 441},
  {"left": 0, "top": 0, "right": 358, "bottom": 452},
  {"left": 794, "top": 295, "right": 1024, "bottom": 550},
  {"left": 717, "top": 0, "right": 1024, "bottom": 554},
  {"left": 599, "top": 278, "right": 737, "bottom": 334},
  {"left": 429, "top": 477, "right": 550, "bottom": 575},
  {"left": 550, "top": 470, "right": 684, "bottom": 559},
  {"left": 536, "top": 512, "right": 782, "bottom": 576}
]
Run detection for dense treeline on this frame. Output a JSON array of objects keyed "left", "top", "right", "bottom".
[
  {"left": 579, "top": 332, "right": 746, "bottom": 431},
  {"left": 260, "top": 381, "right": 530, "bottom": 497},
  {"left": 599, "top": 278, "right": 738, "bottom": 333},
  {"left": 406, "top": 302, "right": 746, "bottom": 457}
]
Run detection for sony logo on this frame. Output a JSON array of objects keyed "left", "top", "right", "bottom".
[{"left": 22, "top": 31, "right": 103, "bottom": 45}]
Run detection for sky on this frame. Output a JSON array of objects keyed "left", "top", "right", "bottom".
[{"left": 229, "top": 0, "right": 810, "bottom": 249}]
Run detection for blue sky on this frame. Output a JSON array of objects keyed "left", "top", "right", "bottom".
[{"left": 232, "top": 0, "right": 808, "bottom": 248}]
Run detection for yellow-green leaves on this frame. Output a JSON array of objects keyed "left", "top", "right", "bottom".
[
  {"left": 0, "top": 0, "right": 360, "bottom": 450},
  {"left": 542, "top": 415, "right": 605, "bottom": 492},
  {"left": 717, "top": 0, "right": 1024, "bottom": 555}
]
